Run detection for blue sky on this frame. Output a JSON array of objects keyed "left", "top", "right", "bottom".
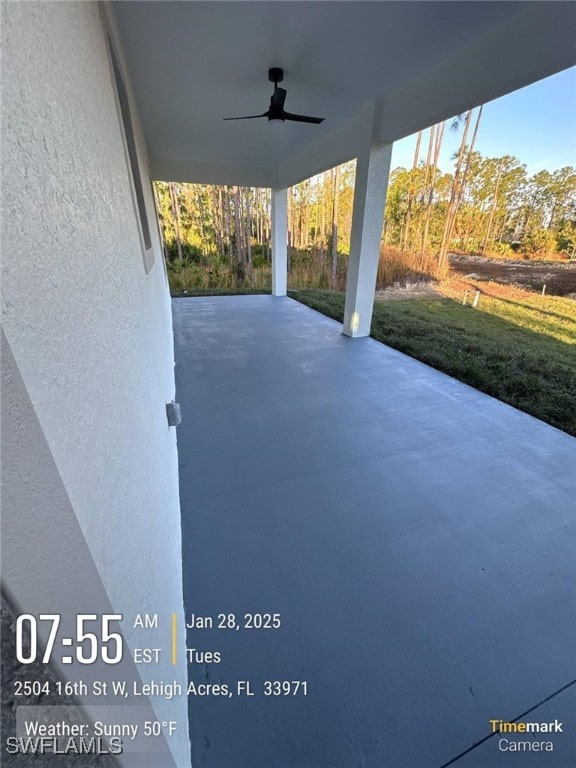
[{"left": 390, "top": 66, "right": 576, "bottom": 177}]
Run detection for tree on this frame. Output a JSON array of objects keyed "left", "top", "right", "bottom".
[
  {"left": 437, "top": 109, "right": 473, "bottom": 268},
  {"left": 481, "top": 159, "right": 504, "bottom": 254},
  {"left": 168, "top": 182, "right": 184, "bottom": 261},
  {"left": 400, "top": 130, "right": 422, "bottom": 253},
  {"left": 330, "top": 165, "right": 340, "bottom": 286},
  {"left": 421, "top": 121, "right": 445, "bottom": 256},
  {"left": 153, "top": 137, "right": 574, "bottom": 293}
]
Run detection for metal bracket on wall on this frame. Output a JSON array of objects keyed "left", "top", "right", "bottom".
[{"left": 166, "top": 401, "right": 182, "bottom": 427}]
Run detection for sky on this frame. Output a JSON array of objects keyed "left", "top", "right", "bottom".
[{"left": 390, "top": 66, "right": 576, "bottom": 177}]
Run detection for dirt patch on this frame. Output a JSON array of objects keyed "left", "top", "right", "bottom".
[
  {"left": 437, "top": 275, "right": 576, "bottom": 311},
  {"left": 449, "top": 254, "right": 576, "bottom": 297},
  {"left": 375, "top": 281, "right": 440, "bottom": 301}
]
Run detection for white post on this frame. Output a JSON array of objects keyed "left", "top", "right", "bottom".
[
  {"left": 271, "top": 187, "right": 288, "bottom": 296},
  {"left": 343, "top": 142, "right": 392, "bottom": 337}
]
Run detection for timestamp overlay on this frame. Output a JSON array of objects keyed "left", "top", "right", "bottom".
[
  {"left": 3, "top": 608, "right": 186, "bottom": 765},
  {"left": 3, "top": 606, "right": 312, "bottom": 766},
  {"left": 5, "top": 597, "right": 576, "bottom": 766}
]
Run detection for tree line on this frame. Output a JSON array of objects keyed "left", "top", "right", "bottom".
[
  {"left": 154, "top": 106, "right": 576, "bottom": 290},
  {"left": 154, "top": 163, "right": 356, "bottom": 286},
  {"left": 387, "top": 107, "right": 576, "bottom": 266}
]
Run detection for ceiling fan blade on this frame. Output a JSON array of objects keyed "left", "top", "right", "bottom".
[
  {"left": 225, "top": 71, "right": 323, "bottom": 127},
  {"left": 283, "top": 112, "right": 325, "bottom": 124},
  {"left": 223, "top": 114, "right": 266, "bottom": 121},
  {"left": 270, "top": 86, "right": 287, "bottom": 111}
]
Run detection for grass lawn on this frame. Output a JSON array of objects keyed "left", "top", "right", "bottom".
[{"left": 289, "top": 283, "right": 576, "bottom": 437}]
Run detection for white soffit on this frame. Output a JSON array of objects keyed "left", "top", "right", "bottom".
[{"left": 112, "top": 1, "right": 576, "bottom": 187}]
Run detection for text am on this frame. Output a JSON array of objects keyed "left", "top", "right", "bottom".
[{"left": 134, "top": 614, "right": 158, "bottom": 629}]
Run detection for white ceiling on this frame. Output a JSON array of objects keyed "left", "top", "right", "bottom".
[{"left": 112, "top": 1, "right": 576, "bottom": 188}]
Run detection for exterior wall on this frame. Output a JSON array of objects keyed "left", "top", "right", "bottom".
[{"left": 1, "top": 3, "right": 189, "bottom": 766}]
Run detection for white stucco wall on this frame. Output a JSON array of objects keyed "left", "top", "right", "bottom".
[{"left": 1, "top": 2, "right": 189, "bottom": 766}]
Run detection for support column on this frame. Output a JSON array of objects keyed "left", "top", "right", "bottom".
[
  {"left": 271, "top": 187, "right": 288, "bottom": 296},
  {"left": 343, "top": 142, "right": 392, "bottom": 337}
]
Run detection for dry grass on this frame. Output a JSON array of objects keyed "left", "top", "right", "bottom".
[
  {"left": 376, "top": 246, "right": 447, "bottom": 286},
  {"left": 168, "top": 244, "right": 446, "bottom": 295},
  {"left": 286, "top": 244, "right": 446, "bottom": 291},
  {"left": 168, "top": 260, "right": 272, "bottom": 293}
]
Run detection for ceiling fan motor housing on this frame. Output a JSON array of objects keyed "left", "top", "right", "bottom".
[{"left": 268, "top": 67, "right": 284, "bottom": 84}]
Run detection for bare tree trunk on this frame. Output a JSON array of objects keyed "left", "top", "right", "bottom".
[
  {"left": 223, "top": 187, "right": 233, "bottom": 264},
  {"left": 421, "top": 121, "right": 445, "bottom": 257},
  {"left": 313, "top": 177, "right": 320, "bottom": 259},
  {"left": 168, "top": 182, "right": 184, "bottom": 261},
  {"left": 303, "top": 180, "right": 310, "bottom": 250},
  {"left": 233, "top": 186, "right": 244, "bottom": 272},
  {"left": 264, "top": 188, "right": 271, "bottom": 261},
  {"left": 401, "top": 130, "right": 422, "bottom": 253},
  {"left": 453, "top": 106, "right": 483, "bottom": 250},
  {"left": 438, "top": 110, "right": 473, "bottom": 269},
  {"left": 152, "top": 182, "right": 170, "bottom": 261},
  {"left": 287, "top": 189, "right": 293, "bottom": 251},
  {"left": 298, "top": 186, "right": 304, "bottom": 249},
  {"left": 417, "top": 126, "right": 435, "bottom": 260},
  {"left": 256, "top": 188, "right": 263, "bottom": 249},
  {"left": 218, "top": 187, "right": 225, "bottom": 256},
  {"left": 459, "top": 105, "right": 483, "bottom": 199},
  {"left": 245, "top": 188, "right": 254, "bottom": 285},
  {"left": 422, "top": 125, "right": 435, "bottom": 201},
  {"left": 320, "top": 173, "right": 326, "bottom": 264},
  {"left": 210, "top": 186, "right": 224, "bottom": 256},
  {"left": 481, "top": 160, "right": 503, "bottom": 254},
  {"left": 196, "top": 186, "right": 208, "bottom": 259},
  {"left": 330, "top": 165, "right": 340, "bottom": 287}
]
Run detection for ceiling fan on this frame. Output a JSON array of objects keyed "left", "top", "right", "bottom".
[{"left": 224, "top": 68, "right": 324, "bottom": 125}]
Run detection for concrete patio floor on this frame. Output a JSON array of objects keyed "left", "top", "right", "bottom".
[{"left": 173, "top": 295, "right": 575, "bottom": 768}]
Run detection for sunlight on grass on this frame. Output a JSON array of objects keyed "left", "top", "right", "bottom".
[{"left": 439, "top": 278, "right": 576, "bottom": 346}]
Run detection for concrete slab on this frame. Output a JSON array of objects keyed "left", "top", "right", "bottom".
[{"left": 173, "top": 295, "right": 576, "bottom": 768}]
